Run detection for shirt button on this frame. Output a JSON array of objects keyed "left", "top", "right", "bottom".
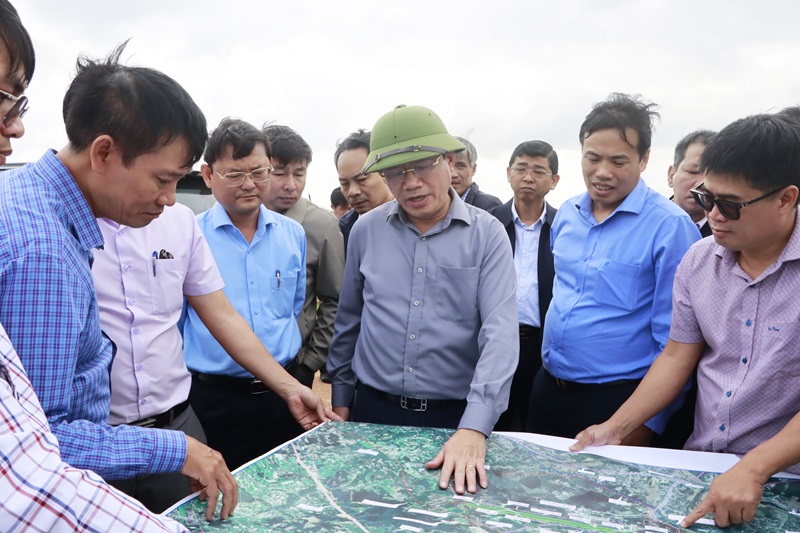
[
  {"left": 742, "top": 357, "right": 748, "bottom": 364},
  {"left": 421, "top": 236, "right": 426, "bottom": 241},
  {"left": 133, "top": 328, "right": 140, "bottom": 335},
  {"left": 140, "top": 399, "right": 147, "bottom": 406},
  {"left": 136, "top": 364, "right": 143, "bottom": 371},
  {"left": 416, "top": 267, "right": 423, "bottom": 273},
  {"left": 413, "top": 300, "right": 420, "bottom": 306},
  {"left": 521, "top": 274, "right": 526, "bottom": 278},
  {"left": 117, "top": 230, "right": 124, "bottom": 236},
  {"left": 127, "top": 298, "right": 135, "bottom": 305},
  {"left": 719, "top": 424, "right": 725, "bottom": 432},
  {"left": 745, "top": 319, "right": 752, "bottom": 327},
  {"left": 408, "top": 367, "right": 413, "bottom": 373},
  {"left": 726, "top": 390, "right": 732, "bottom": 397},
  {"left": 254, "top": 310, "right": 259, "bottom": 315},
  {"left": 409, "top": 334, "right": 416, "bottom": 340},
  {"left": 575, "top": 288, "right": 581, "bottom": 293},
  {"left": 123, "top": 264, "right": 131, "bottom": 271},
  {"left": 250, "top": 280, "right": 254, "bottom": 285},
  {"left": 561, "top": 315, "right": 567, "bottom": 321}
]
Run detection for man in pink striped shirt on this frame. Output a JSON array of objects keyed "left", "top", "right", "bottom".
[{"left": 572, "top": 112, "right": 800, "bottom": 528}]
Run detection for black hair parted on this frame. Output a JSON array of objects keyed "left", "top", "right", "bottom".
[
  {"left": 62, "top": 41, "right": 207, "bottom": 167},
  {"left": 205, "top": 117, "right": 269, "bottom": 165},
  {"left": 579, "top": 92, "right": 659, "bottom": 158},
  {"left": 700, "top": 114, "right": 800, "bottom": 197},
  {"left": 263, "top": 124, "right": 312, "bottom": 165},
  {"left": 508, "top": 140, "right": 558, "bottom": 174}
]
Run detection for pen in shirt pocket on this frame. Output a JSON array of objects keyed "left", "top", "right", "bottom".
[
  {"left": 276, "top": 270, "right": 281, "bottom": 289},
  {"left": 152, "top": 251, "right": 157, "bottom": 277}
]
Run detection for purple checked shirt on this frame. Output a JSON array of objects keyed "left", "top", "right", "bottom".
[{"left": 671, "top": 218, "right": 800, "bottom": 473}]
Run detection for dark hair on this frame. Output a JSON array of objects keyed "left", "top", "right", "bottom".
[
  {"left": 205, "top": 117, "right": 269, "bottom": 166},
  {"left": 700, "top": 114, "right": 800, "bottom": 198},
  {"left": 334, "top": 129, "right": 370, "bottom": 167},
  {"left": 673, "top": 130, "right": 716, "bottom": 167},
  {"left": 778, "top": 106, "right": 800, "bottom": 124},
  {"left": 579, "top": 92, "right": 659, "bottom": 158},
  {"left": 454, "top": 136, "right": 477, "bottom": 165},
  {"left": 263, "top": 124, "right": 312, "bottom": 165},
  {"left": 62, "top": 42, "right": 206, "bottom": 167},
  {"left": 0, "top": 0, "right": 35, "bottom": 90},
  {"left": 330, "top": 187, "right": 347, "bottom": 207},
  {"left": 508, "top": 140, "right": 558, "bottom": 174}
]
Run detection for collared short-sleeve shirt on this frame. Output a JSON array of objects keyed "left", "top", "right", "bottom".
[
  {"left": 0, "top": 324, "right": 187, "bottom": 532},
  {"left": 671, "top": 217, "right": 800, "bottom": 471},
  {"left": 93, "top": 203, "right": 224, "bottom": 424},
  {"left": 0, "top": 151, "right": 186, "bottom": 480},
  {"left": 183, "top": 204, "right": 306, "bottom": 376},
  {"left": 327, "top": 192, "right": 519, "bottom": 436},
  {"left": 543, "top": 179, "right": 700, "bottom": 432}
]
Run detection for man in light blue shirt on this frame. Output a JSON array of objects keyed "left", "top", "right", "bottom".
[
  {"left": 527, "top": 93, "right": 700, "bottom": 443},
  {"left": 184, "top": 118, "right": 311, "bottom": 470}
]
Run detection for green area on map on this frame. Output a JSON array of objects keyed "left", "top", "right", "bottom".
[{"left": 166, "top": 422, "right": 800, "bottom": 532}]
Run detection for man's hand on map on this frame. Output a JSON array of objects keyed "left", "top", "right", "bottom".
[
  {"left": 285, "top": 385, "right": 343, "bottom": 430},
  {"left": 680, "top": 462, "right": 764, "bottom": 528},
  {"left": 569, "top": 422, "right": 625, "bottom": 451},
  {"left": 425, "top": 428, "right": 487, "bottom": 495},
  {"left": 181, "top": 436, "right": 238, "bottom": 521}
]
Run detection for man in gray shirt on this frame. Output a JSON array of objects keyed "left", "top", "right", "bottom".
[{"left": 327, "top": 105, "right": 518, "bottom": 496}]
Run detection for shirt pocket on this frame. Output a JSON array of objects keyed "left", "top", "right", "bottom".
[
  {"left": 269, "top": 272, "right": 298, "bottom": 318},
  {"left": 595, "top": 259, "right": 642, "bottom": 311},
  {"left": 762, "top": 321, "right": 800, "bottom": 353},
  {"left": 147, "top": 258, "right": 186, "bottom": 315},
  {"left": 435, "top": 266, "right": 480, "bottom": 323}
]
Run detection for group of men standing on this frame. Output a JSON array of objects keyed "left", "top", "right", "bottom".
[{"left": 3, "top": 0, "right": 800, "bottom": 529}]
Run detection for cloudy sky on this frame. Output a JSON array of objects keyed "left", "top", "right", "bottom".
[{"left": 12, "top": 0, "right": 800, "bottom": 209}]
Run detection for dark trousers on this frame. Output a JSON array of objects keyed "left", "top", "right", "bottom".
[
  {"left": 351, "top": 383, "right": 467, "bottom": 430},
  {"left": 109, "top": 405, "right": 206, "bottom": 513},
  {"left": 495, "top": 325, "right": 542, "bottom": 432},
  {"left": 189, "top": 374, "right": 303, "bottom": 471},
  {"left": 527, "top": 367, "right": 641, "bottom": 438}
]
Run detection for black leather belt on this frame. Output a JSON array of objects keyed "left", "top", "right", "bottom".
[
  {"left": 193, "top": 359, "right": 297, "bottom": 395},
  {"left": 128, "top": 399, "right": 190, "bottom": 428},
  {"left": 368, "top": 386, "right": 465, "bottom": 412},
  {"left": 519, "top": 324, "right": 541, "bottom": 339},
  {"left": 544, "top": 369, "right": 640, "bottom": 391}
]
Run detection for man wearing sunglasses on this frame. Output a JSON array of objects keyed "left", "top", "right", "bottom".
[
  {"left": 527, "top": 93, "right": 701, "bottom": 443},
  {"left": 184, "top": 118, "right": 337, "bottom": 471},
  {"left": 572, "top": 113, "right": 800, "bottom": 528},
  {"left": 327, "top": 105, "right": 518, "bottom": 496}
]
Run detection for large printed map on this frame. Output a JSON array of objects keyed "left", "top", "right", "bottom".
[{"left": 166, "top": 422, "right": 800, "bottom": 532}]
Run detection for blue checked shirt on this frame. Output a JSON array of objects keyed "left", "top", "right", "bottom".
[{"left": 0, "top": 151, "right": 186, "bottom": 480}]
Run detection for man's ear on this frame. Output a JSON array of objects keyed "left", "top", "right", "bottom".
[
  {"left": 88, "top": 135, "right": 119, "bottom": 175},
  {"left": 200, "top": 163, "right": 214, "bottom": 188},
  {"left": 667, "top": 165, "right": 676, "bottom": 188}
]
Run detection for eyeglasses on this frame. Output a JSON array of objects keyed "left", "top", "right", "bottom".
[
  {"left": 690, "top": 184, "right": 785, "bottom": 220},
  {"left": 509, "top": 165, "right": 553, "bottom": 179},
  {"left": 380, "top": 155, "right": 442, "bottom": 184},
  {"left": 210, "top": 165, "right": 273, "bottom": 187},
  {"left": 0, "top": 88, "right": 28, "bottom": 128}
]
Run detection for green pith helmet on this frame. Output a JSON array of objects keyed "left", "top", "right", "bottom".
[{"left": 363, "top": 105, "right": 465, "bottom": 174}]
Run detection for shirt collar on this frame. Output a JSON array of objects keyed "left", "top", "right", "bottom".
[
  {"left": 574, "top": 177, "right": 648, "bottom": 222},
  {"left": 511, "top": 200, "right": 547, "bottom": 228},
  {"left": 210, "top": 202, "right": 277, "bottom": 234},
  {"left": 460, "top": 184, "right": 472, "bottom": 201},
  {"left": 716, "top": 212, "right": 800, "bottom": 279},
  {"left": 38, "top": 150, "right": 104, "bottom": 251}
]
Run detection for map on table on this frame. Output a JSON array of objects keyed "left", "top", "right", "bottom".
[{"left": 165, "top": 422, "right": 800, "bottom": 532}]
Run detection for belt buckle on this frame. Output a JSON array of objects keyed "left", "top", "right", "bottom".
[
  {"left": 250, "top": 379, "right": 267, "bottom": 395},
  {"left": 400, "top": 395, "right": 427, "bottom": 412}
]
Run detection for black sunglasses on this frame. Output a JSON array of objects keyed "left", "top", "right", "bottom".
[{"left": 690, "top": 184, "right": 784, "bottom": 221}]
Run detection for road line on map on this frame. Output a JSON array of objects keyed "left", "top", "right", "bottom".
[{"left": 291, "top": 443, "right": 371, "bottom": 532}]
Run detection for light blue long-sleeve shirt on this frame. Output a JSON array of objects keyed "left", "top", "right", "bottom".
[
  {"left": 327, "top": 191, "right": 519, "bottom": 437},
  {"left": 543, "top": 178, "right": 700, "bottom": 432}
]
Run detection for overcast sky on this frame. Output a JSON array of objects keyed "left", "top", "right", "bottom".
[{"left": 12, "top": 0, "right": 800, "bottom": 209}]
